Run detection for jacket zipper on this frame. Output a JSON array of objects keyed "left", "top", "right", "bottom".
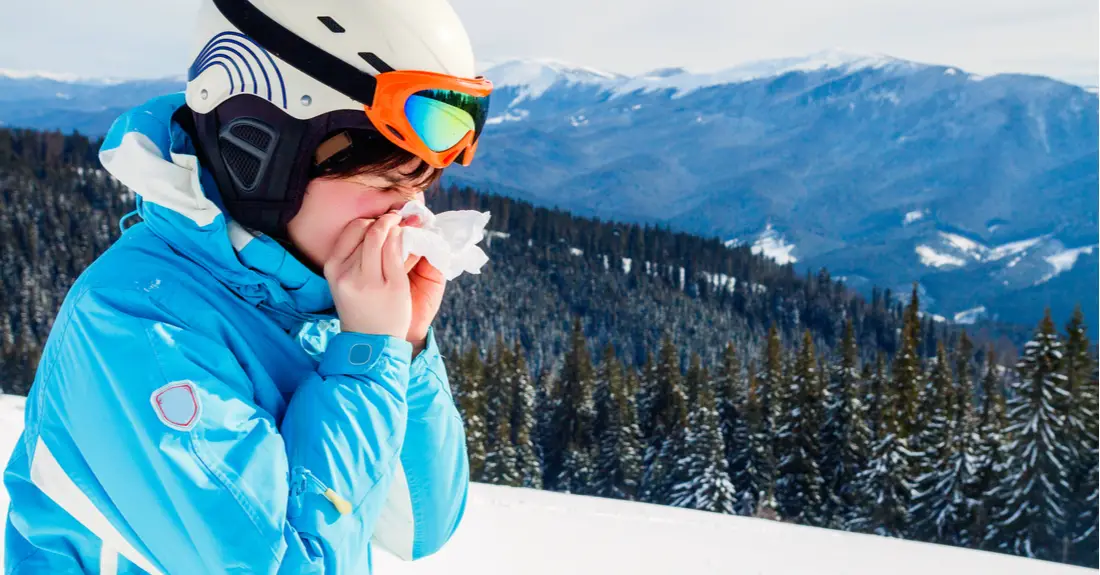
[{"left": 291, "top": 467, "right": 354, "bottom": 516}]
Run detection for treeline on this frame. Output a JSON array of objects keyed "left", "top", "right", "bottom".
[{"left": 449, "top": 294, "right": 1098, "bottom": 568}]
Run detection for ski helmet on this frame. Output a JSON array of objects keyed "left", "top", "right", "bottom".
[{"left": 185, "top": 0, "right": 492, "bottom": 240}]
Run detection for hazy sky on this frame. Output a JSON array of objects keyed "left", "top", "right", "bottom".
[{"left": 0, "top": 0, "right": 1096, "bottom": 85}]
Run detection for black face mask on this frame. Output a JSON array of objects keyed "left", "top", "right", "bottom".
[{"left": 178, "top": 95, "right": 374, "bottom": 242}]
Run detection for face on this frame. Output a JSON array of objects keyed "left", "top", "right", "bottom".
[{"left": 286, "top": 163, "right": 426, "bottom": 272}]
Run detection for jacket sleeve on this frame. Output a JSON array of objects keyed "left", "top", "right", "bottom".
[
  {"left": 39, "top": 286, "right": 410, "bottom": 575},
  {"left": 371, "top": 325, "right": 469, "bottom": 561}
]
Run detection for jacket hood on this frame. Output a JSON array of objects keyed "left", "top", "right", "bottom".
[{"left": 99, "top": 93, "right": 335, "bottom": 331}]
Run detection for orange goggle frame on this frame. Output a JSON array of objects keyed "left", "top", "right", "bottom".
[{"left": 364, "top": 70, "right": 493, "bottom": 169}]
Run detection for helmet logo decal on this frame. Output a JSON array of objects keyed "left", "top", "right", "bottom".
[{"left": 189, "top": 31, "right": 288, "bottom": 109}]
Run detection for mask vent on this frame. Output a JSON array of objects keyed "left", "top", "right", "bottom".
[{"left": 218, "top": 118, "right": 278, "bottom": 194}]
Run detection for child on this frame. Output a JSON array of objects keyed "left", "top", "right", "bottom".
[{"left": 4, "top": 0, "right": 492, "bottom": 573}]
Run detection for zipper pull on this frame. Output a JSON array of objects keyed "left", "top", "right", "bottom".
[{"left": 294, "top": 467, "right": 354, "bottom": 516}]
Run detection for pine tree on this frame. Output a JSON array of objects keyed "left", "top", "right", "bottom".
[
  {"left": 987, "top": 310, "right": 1072, "bottom": 560},
  {"left": 853, "top": 348, "right": 913, "bottom": 537},
  {"left": 454, "top": 344, "right": 488, "bottom": 481},
  {"left": 548, "top": 318, "right": 598, "bottom": 493},
  {"left": 775, "top": 331, "right": 826, "bottom": 525},
  {"left": 670, "top": 362, "right": 738, "bottom": 514},
  {"left": 894, "top": 283, "right": 924, "bottom": 441},
  {"left": 593, "top": 354, "right": 644, "bottom": 501},
  {"left": 910, "top": 341, "right": 968, "bottom": 544},
  {"left": 483, "top": 338, "right": 520, "bottom": 486},
  {"left": 744, "top": 362, "right": 776, "bottom": 516},
  {"left": 967, "top": 347, "right": 1008, "bottom": 550},
  {"left": 639, "top": 334, "right": 688, "bottom": 504},
  {"left": 716, "top": 342, "right": 757, "bottom": 514},
  {"left": 865, "top": 353, "right": 888, "bottom": 445},
  {"left": 511, "top": 341, "right": 543, "bottom": 490},
  {"left": 823, "top": 320, "right": 871, "bottom": 529},
  {"left": 1061, "top": 307, "right": 1098, "bottom": 567}
]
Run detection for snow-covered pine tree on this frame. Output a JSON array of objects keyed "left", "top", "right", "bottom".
[
  {"left": 670, "top": 360, "right": 737, "bottom": 514},
  {"left": 716, "top": 342, "right": 757, "bottom": 514},
  {"left": 534, "top": 363, "right": 557, "bottom": 488},
  {"left": 483, "top": 338, "right": 520, "bottom": 486},
  {"left": 950, "top": 332, "right": 980, "bottom": 547},
  {"left": 742, "top": 361, "right": 774, "bottom": 516},
  {"left": 910, "top": 341, "right": 968, "bottom": 544},
  {"left": 454, "top": 344, "right": 488, "bottom": 481},
  {"left": 986, "top": 310, "right": 1071, "bottom": 560},
  {"left": 893, "top": 285, "right": 924, "bottom": 517},
  {"left": 895, "top": 284, "right": 923, "bottom": 440},
  {"left": 775, "top": 331, "right": 826, "bottom": 526},
  {"left": 639, "top": 334, "right": 688, "bottom": 505},
  {"left": 593, "top": 352, "right": 644, "bottom": 500},
  {"left": 548, "top": 318, "right": 598, "bottom": 494},
  {"left": 1061, "top": 307, "right": 1098, "bottom": 567},
  {"left": 853, "top": 345, "right": 913, "bottom": 538},
  {"left": 865, "top": 353, "right": 888, "bottom": 445},
  {"left": 821, "top": 320, "right": 869, "bottom": 528},
  {"left": 966, "top": 347, "right": 1008, "bottom": 550},
  {"left": 761, "top": 325, "right": 783, "bottom": 437},
  {"left": 823, "top": 320, "right": 871, "bottom": 528},
  {"left": 511, "top": 341, "right": 543, "bottom": 490}
]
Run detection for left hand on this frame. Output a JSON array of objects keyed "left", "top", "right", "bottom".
[
  {"left": 398, "top": 213, "right": 444, "bottom": 353},
  {"left": 406, "top": 256, "right": 445, "bottom": 353}
]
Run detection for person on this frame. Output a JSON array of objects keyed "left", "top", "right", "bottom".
[{"left": 3, "top": 0, "right": 492, "bottom": 573}]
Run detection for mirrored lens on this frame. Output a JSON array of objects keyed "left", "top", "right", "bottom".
[{"left": 405, "top": 90, "right": 491, "bottom": 153}]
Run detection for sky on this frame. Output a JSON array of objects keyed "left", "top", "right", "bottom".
[{"left": 0, "top": 0, "right": 1096, "bottom": 86}]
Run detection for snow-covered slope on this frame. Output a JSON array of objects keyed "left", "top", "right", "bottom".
[{"left": 0, "top": 395, "right": 1086, "bottom": 574}]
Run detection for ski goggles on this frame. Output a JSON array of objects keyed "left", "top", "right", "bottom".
[{"left": 364, "top": 70, "right": 493, "bottom": 169}]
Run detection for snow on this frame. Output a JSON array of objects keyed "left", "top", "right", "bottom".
[
  {"left": 940, "top": 232, "right": 983, "bottom": 256},
  {"left": 0, "top": 394, "right": 1083, "bottom": 573},
  {"left": 482, "top": 59, "right": 622, "bottom": 105},
  {"left": 903, "top": 210, "right": 927, "bottom": 225},
  {"left": 915, "top": 245, "right": 966, "bottom": 268},
  {"left": 931, "top": 232, "right": 1046, "bottom": 265},
  {"left": 622, "top": 257, "right": 632, "bottom": 274},
  {"left": 751, "top": 224, "right": 798, "bottom": 265},
  {"left": 953, "top": 306, "right": 987, "bottom": 325},
  {"left": 485, "top": 50, "right": 917, "bottom": 103},
  {"left": 569, "top": 247, "right": 584, "bottom": 256},
  {"left": 945, "top": 68, "right": 958, "bottom": 76},
  {"left": 1034, "top": 245, "right": 1097, "bottom": 285},
  {"left": 485, "top": 109, "right": 529, "bottom": 125},
  {"left": 1044, "top": 245, "right": 1097, "bottom": 275},
  {"left": 0, "top": 68, "right": 125, "bottom": 84}
]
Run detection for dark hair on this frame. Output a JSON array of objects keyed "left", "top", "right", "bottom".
[{"left": 309, "top": 129, "right": 442, "bottom": 199}]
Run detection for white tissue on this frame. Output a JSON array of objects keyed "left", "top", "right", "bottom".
[{"left": 398, "top": 201, "right": 492, "bottom": 281}]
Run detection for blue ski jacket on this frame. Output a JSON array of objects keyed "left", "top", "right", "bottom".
[{"left": 4, "top": 93, "right": 469, "bottom": 574}]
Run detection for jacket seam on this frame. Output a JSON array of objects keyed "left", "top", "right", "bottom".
[
  {"left": 30, "top": 285, "right": 94, "bottom": 442},
  {"left": 137, "top": 314, "right": 284, "bottom": 565}
]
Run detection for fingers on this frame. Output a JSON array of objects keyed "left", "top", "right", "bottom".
[
  {"left": 404, "top": 254, "right": 422, "bottom": 274},
  {"left": 382, "top": 225, "right": 407, "bottom": 285},
  {"left": 410, "top": 257, "right": 445, "bottom": 284},
  {"left": 325, "top": 218, "right": 373, "bottom": 279},
  {"left": 361, "top": 213, "right": 402, "bottom": 284}
]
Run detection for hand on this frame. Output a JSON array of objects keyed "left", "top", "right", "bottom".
[
  {"left": 324, "top": 213, "right": 411, "bottom": 338},
  {"left": 406, "top": 255, "right": 446, "bottom": 350}
]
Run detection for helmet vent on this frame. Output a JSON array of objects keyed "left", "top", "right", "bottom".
[
  {"left": 317, "top": 16, "right": 345, "bottom": 33},
  {"left": 218, "top": 118, "right": 279, "bottom": 194}
]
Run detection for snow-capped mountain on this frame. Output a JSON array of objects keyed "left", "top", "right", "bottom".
[
  {"left": 460, "top": 52, "right": 1098, "bottom": 327},
  {"left": 1, "top": 52, "right": 1095, "bottom": 327}
]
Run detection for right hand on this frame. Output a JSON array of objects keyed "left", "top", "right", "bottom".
[{"left": 324, "top": 213, "right": 412, "bottom": 338}]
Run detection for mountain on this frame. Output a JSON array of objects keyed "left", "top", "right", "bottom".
[
  {"left": 0, "top": 396, "right": 1083, "bottom": 575},
  {"left": 0, "top": 70, "right": 181, "bottom": 135},
  {"left": 1, "top": 52, "right": 1095, "bottom": 326},
  {"left": 459, "top": 51, "right": 1099, "bottom": 327}
]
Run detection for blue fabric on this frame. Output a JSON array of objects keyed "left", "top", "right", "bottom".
[{"left": 4, "top": 93, "right": 468, "bottom": 574}]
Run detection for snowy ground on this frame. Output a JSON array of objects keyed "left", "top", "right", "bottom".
[{"left": 0, "top": 395, "right": 1087, "bottom": 574}]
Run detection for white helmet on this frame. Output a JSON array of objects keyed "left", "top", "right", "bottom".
[{"left": 181, "top": 0, "right": 488, "bottom": 239}]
